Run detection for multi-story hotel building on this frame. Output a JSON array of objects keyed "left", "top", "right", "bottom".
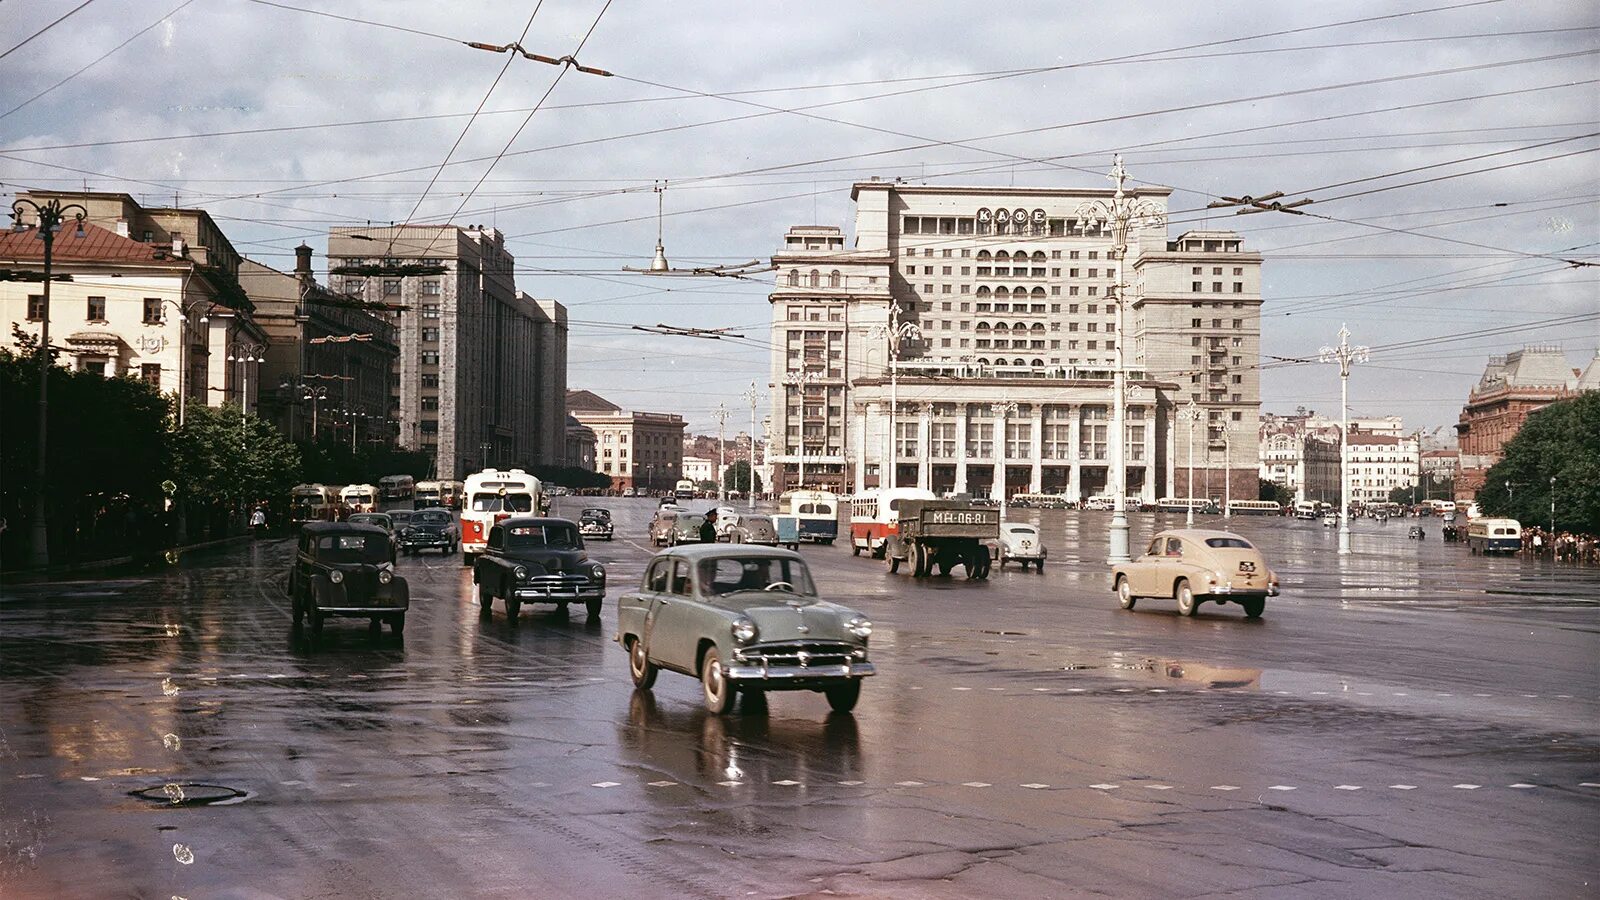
[
  {"left": 567, "top": 390, "right": 686, "bottom": 491},
  {"left": 327, "top": 225, "right": 567, "bottom": 480},
  {"left": 765, "top": 178, "right": 1264, "bottom": 501}
]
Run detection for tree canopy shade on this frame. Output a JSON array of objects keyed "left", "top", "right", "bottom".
[
  {"left": 170, "top": 403, "right": 302, "bottom": 508},
  {"left": 1478, "top": 393, "right": 1599, "bottom": 534},
  {"left": 723, "top": 459, "right": 764, "bottom": 494}
]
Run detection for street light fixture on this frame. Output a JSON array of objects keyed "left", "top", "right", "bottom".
[
  {"left": 1179, "top": 399, "right": 1203, "bottom": 527},
  {"left": 11, "top": 197, "right": 87, "bottom": 568},
  {"left": 742, "top": 382, "right": 760, "bottom": 510},
  {"left": 784, "top": 370, "right": 823, "bottom": 491},
  {"left": 623, "top": 181, "right": 771, "bottom": 277},
  {"left": 990, "top": 400, "right": 1018, "bottom": 506},
  {"left": 227, "top": 341, "right": 267, "bottom": 416},
  {"left": 1319, "top": 324, "right": 1369, "bottom": 556},
  {"left": 868, "top": 306, "right": 923, "bottom": 491},
  {"left": 163, "top": 298, "right": 213, "bottom": 427},
  {"left": 1074, "top": 155, "right": 1166, "bottom": 564}
]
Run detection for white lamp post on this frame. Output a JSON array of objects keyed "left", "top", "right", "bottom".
[
  {"left": 742, "top": 382, "right": 760, "bottom": 511},
  {"left": 869, "top": 305, "right": 922, "bottom": 491},
  {"left": 1320, "top": 324, "right": 1368, "bottom": 555},
  {"left": 1180, "top": 399, "right": 1203, "bottom": 527},
  {"left": 1075, "top": 155, "right": 1166, "bottom": 564}
]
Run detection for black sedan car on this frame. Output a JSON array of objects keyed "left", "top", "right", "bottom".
[
  {"left": 398, "top": 508, "right": 459, "bottom": 556},
  {"left": 472, "top": 517, "right": 605, "bottom": 621},
  {"left": 290, "top": 522, "right": 410, "bottom": 637}
]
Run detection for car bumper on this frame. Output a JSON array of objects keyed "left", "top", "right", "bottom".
[
  {"left": 723, "top": 661, "right": 876, "bottom": 682},
  {"left": 1206, "top": 584, "right": 1277, "bottom": 597},
  {"left": 400, "top": 535, "right": 452, "bottom": 548},
  {"left": 511, "top": 585, "right": 605, "bottom": 600},
  {"left": 579, "top": 529, "right": 613, "bottom": 539}
]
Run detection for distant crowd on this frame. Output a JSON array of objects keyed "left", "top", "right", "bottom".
[{"left": 1521, "top": 526, "right": 1600, "bottom": 566}]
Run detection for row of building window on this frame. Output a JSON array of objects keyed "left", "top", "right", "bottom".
[{"left": 906, "top": 246, "right": 1104, "bottom": 260}]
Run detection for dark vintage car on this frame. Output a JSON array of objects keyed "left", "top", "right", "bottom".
[
  {"left": 616, "top": 545, "right": 875, "bottom": 714},
  {"left": 398, "top": 507, "right": 459, "bottom": 556},
  {"left": 289, "top": 522, "right": 410, "bottom": 636},
  {"left": 347, "top": 512, "right": 396, "bottom": 551},
  {"left": 579, "top": 509, "right": 614, "bottom": 541},
  {"left": 472, "top": 517, "right": 606, "bottom": 621}
]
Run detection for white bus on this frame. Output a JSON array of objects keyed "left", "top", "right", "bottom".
[
  {"left": 1293, "top": 501, "right": 1320, "bottom": 520},
  {"left": 1227, "top": 500, "right": 1283, "bottom": 516},
  {"left": 781, "top": 489, "right": 840, "bottom": 543},
  {"left": 1157, "top": 497, "right": 1211, "bottom": 513},
  {"left": 461, "top": 469, "right": 542, "bottom": 561},
  {"left": 340, "top": 483, "right": 378, "bottom": 513},
  {"left": 1425, "top": 499, "right": 1458, "bottom": 516},
  {"left": 848, "top": 488, "right": 937, "bottom": 557},
  {"left": 290, "top": 484, "right": 337, "bottom": 524},
  {"left": 379, "top": 474, "right": 415, "bottom": 501},
  {"left": 415, "top": 480, "right": 463, "bottom": 509},
  {"left": 674, "top": 478, "right": 697, "bottom": 500},
  {"left": 1011, "top": 492, "right": 1072, "bottom": 509},
  {"left": 1467, "top": 518, "right": 1520, "bottom": 554}
]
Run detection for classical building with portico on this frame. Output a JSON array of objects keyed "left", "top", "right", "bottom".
[{"left": 765, "top": 178, "right": 1263, "bottom": 500}]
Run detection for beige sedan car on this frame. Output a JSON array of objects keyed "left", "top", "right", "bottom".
[{"left": 1112, "top": 529, "right": 1279, "bottom": 618}]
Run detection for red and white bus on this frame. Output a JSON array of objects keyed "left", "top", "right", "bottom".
[
  {"left": 849, "top": 488, "right": 937, "bottom": 558},
  {"left": 416, "top": 480, "right": 464, "bottom": 510},
  {"left": 461, "top": 468, "right": 543, "bottom": 561},
  {"left": 290, "top": 484, "right": 337, "bottom": 524},
  {"left": 340, "top": 483, "right": 378, "bottom": 514}
]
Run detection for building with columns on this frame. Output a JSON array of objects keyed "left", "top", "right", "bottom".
[
  {"left": 765, "top": 178, "right": 1264, "bottom": 500},
  {"left": 567, "top": 390, "right": 686, "bottom": 491}
]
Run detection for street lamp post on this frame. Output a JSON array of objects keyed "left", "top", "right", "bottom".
[
  {"left": 301, "top": 386, "right": 328, "bottom": 440},
  {"left": 11, "top": 198, "right": 86, "bottom": 568},
  {"left": 226, "top": 342, "right": 266, "bottom": 416},
  {"left": 163, "top": 296, "right": 211, "bottom": 427},
  {"left": 1320, "top": 324, "right": 1369, "bottom": 556},
  {"left": 1221, "top": 425, "right": 1233, "bottom": 519},
  {"left": 1180, "top": 399, "right": 1203, "bottom": 527},
  {"left": 1076, "top": 155, "right": 1165, "bottom": 565},
  {"left": 715, "top": 403, "right": 729, "bottom": 502},
  {"left": 1550, "top": 475, "right": 1556, "bottom": 534},
  {"left": 742, "top": 382, "right": 760, "bottom": 510},
  {"left": 868, "top": 306, "right": 923, "bottom": 491}
]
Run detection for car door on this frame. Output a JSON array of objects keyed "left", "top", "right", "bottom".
[
  {"left": 1153, "top": 536, "right": 1186, "bottom": 596},
  {"left": 1131, "top": 537, "right": 1162, "bottom": 595},
  {"left": 633, "top": 558, "right": 671, "bottom": 660},
  {"left": 649, "top": 558, "right": 699, "bottom": 672}
]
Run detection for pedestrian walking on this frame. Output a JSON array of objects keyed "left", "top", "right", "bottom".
[{"left": 250, "top": 506, "right": 267, "bottom": 538}]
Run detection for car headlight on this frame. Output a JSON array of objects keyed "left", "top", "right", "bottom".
[
  {"left": 846, "top": 615, "right": 873, "bottom": 638},
  {"left": 589, "top": 563, "right": 605, "bottom": 579},
  {"left": 378, "top": 570, "right": 393, "bottom": 585},
  {"left": 328, "top": 569, "right": 344, "bottom": 584},
  {"left": 731, "top": 617, "right": 758, "bottom": 644},
  {"left": 513, "top": 565, "right": 528, "bottom": 581}
]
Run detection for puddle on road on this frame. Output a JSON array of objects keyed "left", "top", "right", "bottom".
[{"left": 129, "top": 782, "right": 253, "bottom": 808}]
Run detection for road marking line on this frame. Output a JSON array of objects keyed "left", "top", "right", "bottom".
[
  {"left": 987, "top": 687, "right": 1005, "bottom": 692},
  {"left": 1089, "top": 783, "right": 1119, "bottom": 790},
  {"left": 1453, "top": 784, "right": 1480, "bottom": 790},
  {"left": 717, "top": 781, "right": 742, "bottom": 787},
  {"left": 1144, "top": 784, "right": 1173, "bottom": 790},
  {"left": 79, "top": 776, "right": 100, "bottom": 782},
  {"left": 1393, "top": 692, "right": 1408, "bottom": 697},
  {"left": 1508, "top": 783, "right": 1535, "bottom": 789},
  {"left": 1268, "top": 785, "right": 1296, "bottom": 791},
  {"left": 1114, "top": 688, "right": 1134, "bottom": 693},
  {"left": 772, "top": 780, "right": 801, "bottom": 786},
  {"left": 1021, "top": 783, "right": 1049, "bottom": 789},
  {"left": 962, "top": 782, "right": 991, "bottom": 788},
  {"left": 1311, "top": 691, "right": 1329, "bottom": 695},
  {"left": 837, "top": 780, "right": 864, "bottom": 786},
  {"left": 1149, "top": 689, "right": 1168, "bottom": 694},
  {"left": 1274, "top": 690, "right": 1291, "bottom": 695},
  {"left": 953, "top": 687, "right": 972, "bottom": 691},
  {"left": 1335, "top": 785, "right": 1362, "bottom": 791},
  {"left": 647, "top": 781, "right": 677, "bottom": 787},
  {"left": 1390, "top": 784, "right": 1417, "bottom": 790},
  {"left": 1210, "top": 785, "right": 1240, "bottom": 791},
  {"left": 278, "top": 780, "right": 304, "bottom": 786},
  {"left": 591, "top": 781, "right": 621, "bottom": 788},
  {"left": 1066, "top": 688, "right": 1087, "bottom": 693},
  {"left": 1580, "top": 782, "right": 1600, "bottom": 788},
  {"left": 894, "top": 781, "right": 925, "bottom": 787}
]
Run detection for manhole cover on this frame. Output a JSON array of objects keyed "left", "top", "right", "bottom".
[{"left": 130, "top": 783, "right": 250, "bottom": 807}]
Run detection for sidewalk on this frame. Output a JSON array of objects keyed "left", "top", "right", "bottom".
[{"left": 0, "top": 532, "right": 276, "bottom": 584}]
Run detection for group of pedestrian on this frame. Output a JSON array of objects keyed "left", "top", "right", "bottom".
[{"left": 1521, "top": 526, "right": 1599, "bottom": 566}]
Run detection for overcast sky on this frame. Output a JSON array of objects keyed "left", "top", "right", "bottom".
[{"left": 4, "top": 0, "right": 1597, "bottom": 439}]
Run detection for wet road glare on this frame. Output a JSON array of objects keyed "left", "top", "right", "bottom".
[{"left": 2, "top": 498, "right": 1597, "bottom": 898}]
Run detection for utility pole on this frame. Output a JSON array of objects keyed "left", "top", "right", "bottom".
[
  {"left": 714, "top": 403, "right": 729, "bottom": 502},
  {"left": 1180, "top": 400, "right": 1202, "bottom": 527},
  {"left": 742, "top": 382, "right": 760, "bottom": 511},
  {"left": 1076, "top": 155, "right": 1165, "bottom": 565},
  {"left": 10, "top": 198, "right": 86, "bottom": 568},
  {"left": 1320, "top": 324, "right": 1369, "bottom": 555}
]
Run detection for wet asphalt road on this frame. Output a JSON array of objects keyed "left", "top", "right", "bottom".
[{"left": 1, "top": 498, "right": 1597, "bottom": 899}]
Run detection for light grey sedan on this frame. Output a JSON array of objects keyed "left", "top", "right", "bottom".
[{"left": 615, "top": 545, "right": 875, "bottom": 714}]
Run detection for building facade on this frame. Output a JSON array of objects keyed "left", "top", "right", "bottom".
[
  {"left": 2, "top": 192, "right": 265, "bottom": 411},
  {"left": 765, "top": 179, "right": 1264, "bottom": 499},
  {"left": 565, "top": 415, "right": 597, "bottom": 471},
  {"left": 567, "top": 390, "right": 686, "bottom": 490},
  {"left": 1258, "top": 413, "right": 1341, "bottom": 504},
  {"left": 239, "top": 246, "right": 398, "bottom": 446},
  {"left": 326, "top": 225, "right": 567, "bottom": 479},
  {"left": 682, "top": 456, "right": 717, "bottom": 485},
  {"left": 1455, "top": 347, "right": 1583, "bottom": 500},
  {"left": 1347, "top": 430, "right": 1420, "bottom": 504}
]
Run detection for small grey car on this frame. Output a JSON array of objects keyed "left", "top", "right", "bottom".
[{"left": 616, "top": 545, "right": 875, "bottom": 714}]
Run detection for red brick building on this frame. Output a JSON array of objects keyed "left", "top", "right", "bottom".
[{"left": 1454, "top": 347, "right": 1585, "bottom": 500}]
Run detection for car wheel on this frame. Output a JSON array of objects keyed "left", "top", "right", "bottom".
[
  {"left": 477, "top": 582, "right": 494, "bottom": 615},
  {"left": 585, "top": 598, "right": 602, "bottom": 618},
  {"left": 1242, "top": 598, "right": 1265, "bottom": 619},
  {"left": 1035, "top": 559, "right": 1045, "bottom": 572},
  {"left": 505, "top": 599, "right": 521, "bottom": 623},
  {"left": 965, "top": 548, "right": 983, "bottom": 580},
  {"left": 390, "top": 612, "right": 405, "bottom": 635},
  {"left": 1175, "top": 579, "right": 1198, "bottom": 617},
  {"left": 912, "top": 543, "right": 928, "bottom": 577},
  {"left": 292, "top": 598, "right": 305, "bottom": 628},
  {"left": 1116, "top": 575, "right": 1136, "bottom": 610},
  {"left": 825, "top": 680, "right": 861, "bottom": 713},
  {"left": 628, "top": 637, "right": 658, "bottom": 689},
  {"left": 309, "top": 610, "right": 324, "bottom": 638},
  {"left": 852, "top": 542, "right": 862, "bottom": 557},
  {"left": 701, "top": 647, "right": 733, "bottom": 714},
  {"left": 887, "top": 550, "right": 900, "bottom": 574},
  {"left": 976, "top": 555, "right": 992, "bottom": 580}
]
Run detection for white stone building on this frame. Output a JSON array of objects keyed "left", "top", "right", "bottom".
[
  {"left": 765, "top": 177, "right": 1264, "bottom": 500},
  {"left": 1347, "top": 430, "right": 1420, "bottom": 504}
]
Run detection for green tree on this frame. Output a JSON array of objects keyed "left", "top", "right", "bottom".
[
  {"left": 1258, "top": 478, "right": 1292, "bottom": 506},
  {"left": 171, "top": 404, "right": 302, "bottom": 509},
  {"left": 723, "top": 459, "right": 763, "bottom": 494},
  {"left": 1478, "top": 393, "right": 1599, "bottom": 534}
]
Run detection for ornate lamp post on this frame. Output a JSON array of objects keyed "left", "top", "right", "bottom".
[
  {"left": 868, "top": 305, "right": 923, "bottom": 491},
  {"left": 1320, "top": 324, "right": 1369, "bottom": 556},
  {"left": 301, "top": 385, "right": 328, "bottom": 440},
  {"left": 1179, "top": 399, "right": 1203, "bottom": 527},
  {"left": 11, "top": 198, "right": 86, "bottom": 568},
  {"left": 1075, "top": 155, "right": 1166, "bottom": 564},
  {"left": 162, "top": 297, "right": 212, "bottom": 427},
  {"left": 714, "top": 403, "right": 729, "bottom": 502},
  {"left": 1221, "top": 424, "right": 1233, "bottom": 519},
  {"left": 226, "top": 341, "right": 266, "bottom": 416},
  {"left": 742, "top": 382, "right": 760, "bottom": 511}
]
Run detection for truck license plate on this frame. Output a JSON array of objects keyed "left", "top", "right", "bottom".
[{"left": 929, "top": 510, "right": 991, "bottom": 525}]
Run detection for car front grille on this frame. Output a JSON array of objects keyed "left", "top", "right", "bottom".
[
  {"left": 525, "top": 574, "right": 595, "bottom": 591},
  {"left": 743, "top": 641, "right": 856, "bottom": 668}
]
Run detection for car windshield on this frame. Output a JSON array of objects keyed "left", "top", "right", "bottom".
[
  {"left": 506, "top": 524, "right": 579, "bottom": 549},
  {"left": 316, "top": 533, "right": 390, "bottom": 564},
  {"left": 582, "top": 509, "right": 608, "bottom": 518},
  {"left": 346, "top": 492, "right": 374, "bottom": 503},
  {"left": 1204, "top": 537, "right": 1254, "bottom": 549},
  {"left": 414, "top": 510, "right": 452, "bottom": 525},
  {"left": 471, "top": 491, "right": 533, "bottom": 512},
  {"left": 1007, "top": 526, "right": 1037, "bottom": 535},
  {"left": 698, "top": 557, "right": 816, "bottom": 596}
]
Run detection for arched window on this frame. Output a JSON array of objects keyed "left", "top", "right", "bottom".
[
  {"left": 1012, "top": 358, "right": 1026, "bottom": 366},
  {"left": 1031, "top": 287, "right": 1046, "bottom": 297},
  {"left": 787, "top": 269, "right": 799, "bottom": 287},
  {"left": 977, "top": 250, "right": 991, "bottom": 260},
  {"left": 994, "top": 286, "right": 1009, "bottom": 298},
  {"left": 995, "top": 250, "right": 1010, "bottom": 261},
  {"left": 1013, "top": 286, "right": 1028, "bottom": 296},
  {"left": 994, "top": 321, "right": 1009, "bottom": 332},
  {"left": 1032, "top": 358, "right": 1045, "bottom": 366},
  {"left": 976, "top": 286, "right": 991, "bottom": 297},
  {"left": 1032, "top": 251, "right": 1046, "bottom": 262},
  {"left": 976, "top": 321, "right": 991, "bottom": 332},
  {"left": 977, "top": 357, "right": 990, "bottom": 365},
  {"left": 808, "top": 269, "right": 820, "bottom": 287},
  {"left": 829, "top": 270, "right": 841, "bottom": 288},
  {"left": 1031, "top": 322, "right": 1045, "bottom": 332}
]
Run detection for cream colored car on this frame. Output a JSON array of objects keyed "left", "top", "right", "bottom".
[{"left": 1112, "top": 529, "right": 1279, "bottom": 618}]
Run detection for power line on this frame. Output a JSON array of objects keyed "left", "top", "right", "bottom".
[{"left": 0, "top": 0, "right": 99, "bottom": 62}]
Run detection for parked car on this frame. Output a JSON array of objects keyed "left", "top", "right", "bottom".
[
  {"left": 1321, "top": 513, "right": 1338, "bottom": 527},
  {"left": 1111, "top": 529, "right": 1278, "bottom": 619},
  {"left": 994, "top": 522, "right": 1047, "bottom": 571},
  {"left": 668, "top": 513, "right": 709, "bottom": 546},
  {"left": 649, "top": 510, "right": 679, "bottom": 546},
  {"left": 579, "top": 511, "right": 614, "bottom": 541},
  {"left": 616, "top": 545, "right": 875, "bottom": 713},
  {"left": 709, "top": 506, "right": 741, "bottom": 539},
  {"left": 398, "top": 507, "right": 458, "bottom": 556},
  {"left": 289, "top": 522, "right": 409, "bottom": 637},
  {"left": 472, "top": 517, "right": 606, "bottom": 621},
  {"left": 725, "top": 513, "right": 779, "bottom": 546},
  {"left": 1407, "top": 525, "right": 1426, "bottom": 540}
]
